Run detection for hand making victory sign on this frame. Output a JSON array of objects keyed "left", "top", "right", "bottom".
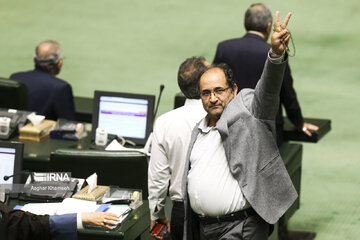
[{"left": 271, "top": 11, "right": 292, "bottom": 55}]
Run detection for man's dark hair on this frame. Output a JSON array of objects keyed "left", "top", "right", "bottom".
[
  {"left": 178, "top": 56, "right": 207, "bottom": 99},
  {"left": 244, "top": 3, "right": 272, "bottom": 32},
  {"left": 211, "top": 63, "right": 236, "bottom": 90},
  {"left": 34, "top": 40, "right": 62, "bottom": 73}
]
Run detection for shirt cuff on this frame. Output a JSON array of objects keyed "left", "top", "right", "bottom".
[
  {"left": 268, "top": 50, "right": 285, "bottom": 63},
  {"left": 77, "top": 213, "right": 84, "bottom": 229},
  {"left": 150, "top": 207, "right": 166, "bottom": 221}
]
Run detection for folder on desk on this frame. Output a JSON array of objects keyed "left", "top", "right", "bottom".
[
  {"left": 96, "top": 204, "right": 131, "bottom": 218},
  {"left": 89, "top": 203, "right": 131, "bottom": 229}
]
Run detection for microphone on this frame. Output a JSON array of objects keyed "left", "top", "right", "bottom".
[
  {"left": 153, "top": 84, "right": 165, "bottom": 119},
  {"left": 4, "top": 170, "right": 34, "bottom": 183}
]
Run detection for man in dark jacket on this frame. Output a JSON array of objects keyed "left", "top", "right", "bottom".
[
  {"left": 10, "top": 40, "right": 75, "bottom": 121},
  {"left": 213, "top": 3, "right": 318, "bottom": 146}
]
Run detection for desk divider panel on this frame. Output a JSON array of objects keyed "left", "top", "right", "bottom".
[
  {"left": 279, "top": 142, "right": 303, "bottom": 234},
  {"left": 50, "top": 149, "right": 149, "bottom": 198}
]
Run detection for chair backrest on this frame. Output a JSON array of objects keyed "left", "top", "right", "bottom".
[
  {"left": 0, "top": 78, "right": 28, "bottom": 110},
  {"left": 50, "top": 149, "right": 149, "bottom": 198},
  {"left": 174, "top": 92, "right": 186, "bottom": 109}
]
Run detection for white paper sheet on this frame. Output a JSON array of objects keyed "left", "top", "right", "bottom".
[
  {"left": 21, "top": 202, "right": 61, "bottom": 215},
  {"left": 56, "top": 198, "right": 97, "bottom": 214}
]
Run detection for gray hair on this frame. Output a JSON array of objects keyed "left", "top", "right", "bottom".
[
  {"left": 244, "top": 3, "right": 272, "bottom": 32},
  {"left": 34, "top": 40, "right": 63, "bottom": 73}
]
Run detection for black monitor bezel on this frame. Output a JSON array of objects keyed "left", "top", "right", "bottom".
[
  {"left": 0, "top": 140, "right": 24, "bottom": 184},
  {"left": 91, "top": 90, "right": 155, "bottom": 146}
]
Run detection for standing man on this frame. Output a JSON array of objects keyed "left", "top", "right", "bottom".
[
  {"left": 183, "top": 12, "right": 297, "bottom": 239},
  {"left": 213, "top": 3, "right": 318, "bottom": 146},
  {"left": 10, "top": 40, "right": 76, "bottom": 121},
  {"left": 148, "top": 57, "right": 208, "bottom": 239}
]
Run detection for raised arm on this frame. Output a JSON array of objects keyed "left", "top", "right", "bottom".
[{"left": 251, "top": 11, "right": 293, "bottom": 120}]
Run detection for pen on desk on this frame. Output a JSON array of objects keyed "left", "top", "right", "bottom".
[{"left": 120, "top": 208, "right": 132, "bottom": 218}]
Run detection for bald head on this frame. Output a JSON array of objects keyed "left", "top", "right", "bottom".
[{"left": 34, "top": 40, "right": 63, "bottom": 75}]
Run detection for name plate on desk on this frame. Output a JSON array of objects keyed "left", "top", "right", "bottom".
[{"left": 283, "top": 117, "right": 331, "bottom": 143}]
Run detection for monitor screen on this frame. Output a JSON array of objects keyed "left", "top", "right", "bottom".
[
  {"left": 0, "top": 141, "right": 23, "bottom": 184},
  {"left": 91, "top": 91, "right": 155, "bottom": 146}
]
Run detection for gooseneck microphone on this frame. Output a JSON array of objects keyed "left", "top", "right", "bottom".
[
  {"left": 4, "top": 170, "right": 34, "bottom": 182},
  {"left": 153, "top": 84, "right": 165, "bottom": 119}
]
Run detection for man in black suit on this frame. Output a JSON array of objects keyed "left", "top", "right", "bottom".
[
  {"left": 10, "top": 40, "right": 75, "bottom": 121},
  {"left": 213, "top": 3, "right": 318, "bottom": 146}
]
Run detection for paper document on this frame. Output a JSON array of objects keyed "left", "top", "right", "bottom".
[
  {"left": 21, "top": 202, "right": 61, "bottom": 215},
  {"left": 105, "top": 204, "right": 131, "bottom": 218},
  {"left": 20, "top": 198, "right": 97, "bottom": 215},
  {"left": 56, "top": 198, "right": 97, "bottom": 214},
  {"left": 105, "top": 204, "right": 132, "bottom": 226},
  {"left": 105, "top": 139, "right": 149, "bottom": 155}
]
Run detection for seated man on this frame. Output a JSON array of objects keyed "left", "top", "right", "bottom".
[
  {"left": 10, "top": 40, "right": 76, "bottom": 121},
  {"left": 0, "top": 202, "right": 119, "bottom": 240}
]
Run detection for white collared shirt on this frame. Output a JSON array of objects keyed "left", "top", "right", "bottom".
[
  {"left": 187, "top": 118, "right": 249, "bottom": 216},
  {"left": 148, "top": 99, "right": 206, "bottom": 220}
]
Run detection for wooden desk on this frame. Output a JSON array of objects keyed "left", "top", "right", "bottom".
[{"left": 6, "top": 198, "right": 151, "bottom": 240}]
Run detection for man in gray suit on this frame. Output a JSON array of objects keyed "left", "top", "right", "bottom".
[{"left": 182, "top": 11, "right": 297, "bottom": 239}]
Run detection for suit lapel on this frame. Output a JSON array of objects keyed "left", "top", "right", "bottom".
[{"left": 216, "top": 116, "right": 232, "bottom": 162}]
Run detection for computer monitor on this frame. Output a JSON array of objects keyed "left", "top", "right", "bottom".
[
  {"left": 0, "top": 77, "right": 28, "bottom": 110},
  {"left": 0, "top": 141, "right": 23, "bottom": 184},
  {"left": 91, "top": 91, "right": 155, "bottom": 146}
]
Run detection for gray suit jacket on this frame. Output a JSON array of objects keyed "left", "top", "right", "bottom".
[{"left": 182, "top": 57, "right": 298, "bottom": 239}]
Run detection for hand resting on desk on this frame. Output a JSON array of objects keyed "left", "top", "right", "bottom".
[
  {"left": 82, "top": 212, "right": 119, "bottom": 229},
  {"left": 302, "top": 122, "right": 319, "bottom": 137}
]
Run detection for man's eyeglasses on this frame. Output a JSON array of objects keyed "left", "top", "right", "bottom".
[{"left": 200, "top": 87, "right": 231, "bottom": 99}]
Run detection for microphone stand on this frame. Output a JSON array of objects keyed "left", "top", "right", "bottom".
[{"left": 153, "top": 84, "right": 165, "bottom": 119}]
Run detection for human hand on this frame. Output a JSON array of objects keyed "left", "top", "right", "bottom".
[
  {"left": 150, "top": 218, "right": 171, "bottom": 239},
  {"left": 302, "top": 122, "right": 319, "bottom": 136},
  {"left": 82, "top": 212, "right": 120, "bottom": 229},
  {"left": 271, "top": 11, "right": 292, "bottom": 55}
]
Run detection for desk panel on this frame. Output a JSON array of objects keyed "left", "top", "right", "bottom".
[
  {"left": 79, "top": 201, "right": 150, "bottom": 240},
  {"left": 279, "top": 143, "right": 303, "bottom": 226}
]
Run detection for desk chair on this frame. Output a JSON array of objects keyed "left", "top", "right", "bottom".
[
  {"left": 50, "top": 149, "right": 149, "bottom": 198},
  {"left": 0, "top": 78, "right": 28, "bottom": 110},
  {"left": 174, "top": 92, "right": 186, "bottom": 109}
]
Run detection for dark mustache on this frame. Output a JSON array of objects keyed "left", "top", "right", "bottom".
[{"left": 209, "top": 103, "right": 222, "bottom": 107}]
